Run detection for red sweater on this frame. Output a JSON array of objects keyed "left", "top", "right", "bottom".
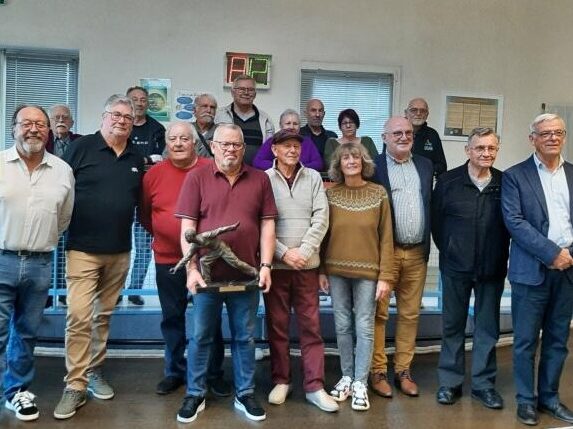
[{"left": 140, "top": 157, "right": 210, "bottom": 264}]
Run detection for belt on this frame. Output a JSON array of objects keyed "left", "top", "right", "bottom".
[
  {"left": 0, "top": 249, "right": 52, "bottom": 257},
  {"left": 395, "top": 242, "right": 422, "bottom": 250}
]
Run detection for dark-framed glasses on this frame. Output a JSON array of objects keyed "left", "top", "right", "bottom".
[{"left": 213, "top": 140, "right": 245, "bottom": 150}]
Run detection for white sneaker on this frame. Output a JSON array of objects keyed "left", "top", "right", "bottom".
[
  {"left": 306, "top": 389, "right": 339, "bottom": 412},
  {"left": 5, "top": 390, "right": 39, "bottom": 421},
  {"left": 268, "top": 384, "right": 292, "bottom": 405},
  {"left": 351, "top": 381, "right": 370, "bottom": 411},
  {"left": 330, "top": 376, "right": 352, "bottom": 402}
]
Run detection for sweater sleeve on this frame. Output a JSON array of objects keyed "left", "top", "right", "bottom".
[
  {"left": 361, "top": 136, "right": 379, "bottom": 161},
  {"left": 252, "top": 137, "right": 274, "bottom": 170},
  {"left": 299, "top": 172, "right": 329, "bottom": 260},
  {"left": 323, "top": 138, "right": 338, "bottom": 170},
  {"left": 301, "top": 138, "right": 324, "bottom": 171},
  {"left": 377, "top": 187, "right": 395, "bottom": 282}
]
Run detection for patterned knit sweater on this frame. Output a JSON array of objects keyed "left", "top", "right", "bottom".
[{"left": 322, "top": 182, "right": 394, "bottom": 282}]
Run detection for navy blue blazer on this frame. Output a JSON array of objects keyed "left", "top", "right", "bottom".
[
  {"left": 502, "top": 155, "right": 573, "bottom": 286},
  {"left": 373, "top": 149, "right": 434, "bottom": 261}
]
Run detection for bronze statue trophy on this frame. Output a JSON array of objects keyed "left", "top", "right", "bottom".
[{"left": 171, "top": 222, "right": 260, "bottom": 293}]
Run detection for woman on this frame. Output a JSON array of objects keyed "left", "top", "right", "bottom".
[
  {"left": 323, "top": 109, "right": 378, "bottom": 167},
  {"left": 253, "top": 109, "right": 323, "bottom": 171},
  {"left": 319, "top": 142, "right": 394, "bottom": 411}
]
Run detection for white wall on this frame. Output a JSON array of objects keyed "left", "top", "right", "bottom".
[{"left": 1, "top": 0, "right": 573, "bottom": 169}]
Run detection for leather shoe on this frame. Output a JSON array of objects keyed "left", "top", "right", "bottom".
[
  {"left": 369, "top": 372, "right": 392, "bottom": 398},
  {"left": 539, "top": 402, "right": 573, "bottom": 424},
  {"left": 156, "top": 376, "right": 185, "bottom": 395},
  {"left": 394, "top": 369, "right": 419, "bottom": 397},
  {"left": 517, "top": 403, "right": 539, "bottom": 426},
  {"left": 436, "top": 386, "right": 462, "bottom": 405},
  {"left": 471, "top": 388, "right": 503, "bottom": 409},
  {"left": 128, "top": 295, "right": 145, "bottom": 306}
]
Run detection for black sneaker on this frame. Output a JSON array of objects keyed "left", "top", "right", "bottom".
[
  {"left": 128, "top": 295, "right": 145, "bottom": 306},
  {"left": 5, "top": 390, "right": 39, "bottom": 421},
  {"left": 234, "top": 394, "right": 266, "bottom": 421},
  {"left": 156, "top": 376, "right": 185, "bottom": 395},
  {"left": 177, "top": 396, "right": 205, "bottom": 423},
  {"left": 208, "top": 377, "right": 232, "bottom": 397}
]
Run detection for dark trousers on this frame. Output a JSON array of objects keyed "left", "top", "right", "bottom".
[
  {"left": 263, "top": 269, "right": 324, "bottom": 392},
  {"left": 155, "top": 263, "right": 224, "bottom": 380},
  {"left": 511, "top": 270, "right": 573, "bottom": 407},
  {"left": 437, "top": 274, "right": 504, "bottom": 390}
]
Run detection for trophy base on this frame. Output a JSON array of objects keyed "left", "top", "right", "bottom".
[{"left": 196, "top": 279, "right": 260, "bottom": 294}]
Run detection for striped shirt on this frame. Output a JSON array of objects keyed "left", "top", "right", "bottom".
[{"left": 386, "top": 152, "right": 424, "bottom": 244}]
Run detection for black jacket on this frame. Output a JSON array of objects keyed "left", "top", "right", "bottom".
[{"left": 432, "top": 162, "right": 509, "bottom": 280}]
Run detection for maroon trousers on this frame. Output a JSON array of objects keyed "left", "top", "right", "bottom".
[{"left": 263, "top": 269, "right": 325, "bottom": 392}]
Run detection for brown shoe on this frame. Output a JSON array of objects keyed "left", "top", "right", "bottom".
[
  {"left": 369, "top": 372, "right": 392, "bottom": 398},
  {"left": 395, "top": 369, "right": 419, "bottom": 396}
]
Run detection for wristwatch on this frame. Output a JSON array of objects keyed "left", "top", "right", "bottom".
[{"left": 260, "top": 262, "right": 273, "bottom": 270}]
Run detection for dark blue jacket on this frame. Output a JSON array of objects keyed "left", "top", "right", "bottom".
[
  {"left": 502, "top": 155, "right": 573, "bottom": 285},
  {"left": 432, "top": 162, "right": 509, "bottom": 280},
  {"left": 373, "top": 149, "right": 433, "bottom": 261}
]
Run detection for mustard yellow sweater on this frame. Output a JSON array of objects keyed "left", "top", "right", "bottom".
[{"left": 322, "top": 182, "right": 394, "bottom": 282}]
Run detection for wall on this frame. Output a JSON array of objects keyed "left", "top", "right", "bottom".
[{"left": 1, "top": 0, "right": 573, "bottom": 169}]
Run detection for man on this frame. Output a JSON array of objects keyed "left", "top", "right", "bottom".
[
  {"left": 139, "top": 121, "right": 230, "bottom": 397},
  {"left": 300, "top": 98, "right": 337, "bottom": 162},
  {"left": 263, "top": 130, "right": 337, "bottom": 412},
  {"left": 124, "top": 86, "right": 167, "bottom": 306},
  {"left": 47, "top": 104, "right": 82, "bottom": 157},
  {"left": 174, "top": 123, "right": 277, "bottom": 423},
  {"left": 192, "top": 93, "right": 217, "bottom": 158},
  {"left": 0, "top": 105, "right": 74, "bottom": 421},
  {"left": 502, "top": 113, "right": 573, "bottom": 426},
  {"left": 214, "top": 74, "right": 275, "bottom": 165},
  {"left": 54, "top": 95, "right": 144, "bottom": 420},
  {"left": 405, "top": 98, "right": 447, "bottom": 178},
  {"left": 46, "top": 104, "right": 82, "bottom": 307},
  {"left": 370, "top": 116, "right": 433, "bottom": 398},
  {"left": 432, "top": 127, "right": 509, "bottom": 409}
]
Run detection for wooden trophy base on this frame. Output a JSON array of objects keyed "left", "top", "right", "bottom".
[{"left": 195, "top": 278, "right": 260, "bottom": 294}]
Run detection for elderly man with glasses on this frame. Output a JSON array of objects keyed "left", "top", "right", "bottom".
[
  {"left": 215, "top": 74, "right": 275, "bottom": 165},
  {"left": 174, "top": 123, "right": 277, "bottom": 423},
  {"left": 54, "top": 95, "right": 145, "bottom": 420},
  {"left": 432, "top": 127, "right": 509, "bottom": 410}
]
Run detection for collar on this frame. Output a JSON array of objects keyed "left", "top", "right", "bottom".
[
  {"left": 211, "top": 160, "right": 248, "bottom": 179},
  {"left": 95, "top": 131, "right": 136, "bottom": 156},
  {"left": 385, "top": 150, "right": 412, "bottom": 165},
  {"left": 6, "top": 145, "right": 52, "bottom": 167},
  {"left": 533, "top": 152, "right": 564, "bottom": 172}
]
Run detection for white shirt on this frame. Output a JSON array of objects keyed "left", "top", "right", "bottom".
[
  {"left": 0, "top": 146, "right": 75, "bottom": 251},
  {"left": 534, "top": 153, "right": 573, "bottom": 247}
]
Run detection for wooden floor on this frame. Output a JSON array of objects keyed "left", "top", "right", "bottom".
[{"left": 1, "top": 333, "right": 573, "bottom": 428}]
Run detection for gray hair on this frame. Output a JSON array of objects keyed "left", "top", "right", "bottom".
[
  {"left": 406, "top": 97, "right": 429, "bottom": 111},
  {"left": 166, "top": 121, "right": 199, "bottom": 143},
  {"left": 232, "top": 74, "right": 256, "bottom": 88},
  {"left": 213, "top": 123, "right": 244, "bottom": 142},
  {"left": 279, "top": 109, "right": 300, "bottom": 127},
  {"left": 467, "top": 127, "right": 500, "bottom": 145},
  {"left": 194, "top": 93, "right": 217, "bottom": 108},
  {"left": 49, "top": 104, "right": 72, "bottom": 118},
  {"left": 328, "top": 142, "right": 375, "bottom": 183},
  {"left": 103, "top": 94, "right": 134, "bottom": 115},
  {"left": 529, "top": 113, "right": 565, "bottom": 134}
]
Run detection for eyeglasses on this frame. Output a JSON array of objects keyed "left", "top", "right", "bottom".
[
  {"left": 213, "top": 140, "right": 245, "bottom": 150},
  {"left": 233, "top": 87, "right": 256, "bottom": 94},
  {"left": 341, "top": 121, "right": 355, "bottom": 127},
  {"left": 105, "top": 111, "right": 135, "bottom": 123},
  {"left": 533, "top": 130, "right": 566, "bottom": 139},
  {"left": 407, "top": 108, "right": 428, "bottom": 115},
  {"left": 16, "top": 120, "right": 48, "bottom": 130},
  {"left": 50, "top": 114, "right": 71, "bottom": 121},
  {"left": 390, "top": 130, "right": 414, "bottom": 139},
  {"left": 469, "top": 145, "right": 499, "bottom": 154}
]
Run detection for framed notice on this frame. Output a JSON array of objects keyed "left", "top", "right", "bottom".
[
  {"left": 224, "top": 52, "right": 272, "bottom": 89},
  {"left": 140, "top": 78, "right": 171, "bottom": 122},
  {"left": 442, "top": 93, "right": 503, "bottom": 141}
]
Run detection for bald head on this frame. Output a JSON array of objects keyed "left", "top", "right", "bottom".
[{"left": 305, "top": 98, "right": 326, "bottom": 130}]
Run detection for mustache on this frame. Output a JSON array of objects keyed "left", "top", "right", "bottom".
[{"left": 56, "top": 123, "right": 70, "bottom": 129}]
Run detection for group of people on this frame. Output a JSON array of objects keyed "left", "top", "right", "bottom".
[{"left": 0, "top": 73, "right": 572, "bottom": 428}]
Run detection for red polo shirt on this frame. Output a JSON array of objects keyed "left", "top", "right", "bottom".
[{"left": 175, "top": 160, "right": 277, "bottom": 282}]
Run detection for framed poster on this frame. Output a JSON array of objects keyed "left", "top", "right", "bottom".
[
  {"left": 140, "top": 78, "right": 171, "bottom": 122},
  {"left": 224, "top": 52, "right": 272, "bottom": 89},
  {"left": 442, "top": 93, "right": 503, "bottom": 141}
]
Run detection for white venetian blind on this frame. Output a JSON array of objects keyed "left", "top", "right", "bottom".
[
  {"left": 300, "top": 68, "right": 394, "bottom": 150},
  {"left": 2, "top": 49, "right": 79, "bottom": 148}
]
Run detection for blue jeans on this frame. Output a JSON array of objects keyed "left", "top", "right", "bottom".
[
  {"left": 329, "top": 275, "right": 376, "bottom": 384},
  {"left": 512, "top": 270, "right": 573, "bottom": 407},
  {"left": 155, "top": 264, "right": 225, "bottom": 380},
  {"left": 128, "top": 221, "right": 152, "bottom": 290},
  {"left": 186, "top": 289, "right": 259, "bottom": 397},
  {"left": 0, "top": 253, "right": 52, "bottom": 400}
]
